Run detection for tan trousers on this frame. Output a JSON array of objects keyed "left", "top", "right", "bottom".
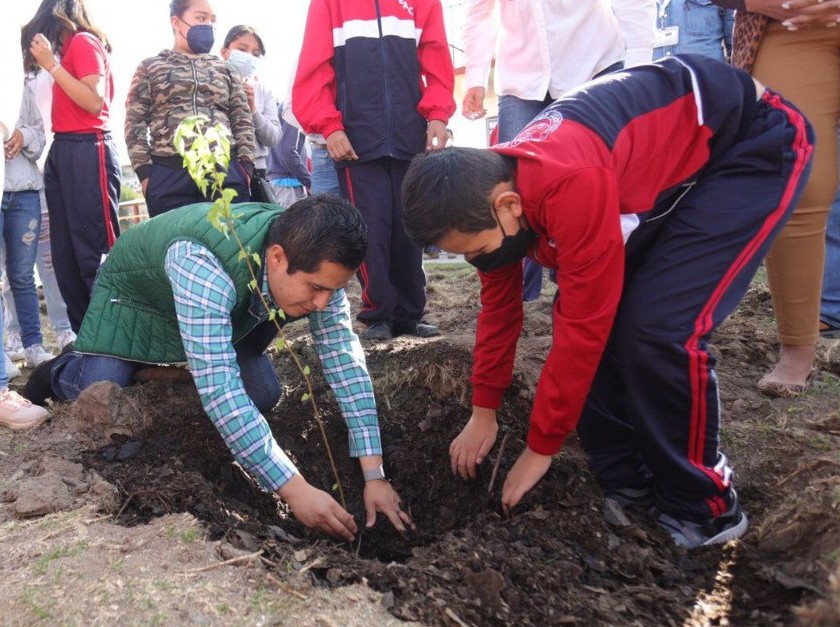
[{"left": 751, "top": 22, "right": 840, "bottom": 345}]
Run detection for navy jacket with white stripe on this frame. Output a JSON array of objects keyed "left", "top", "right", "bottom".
[{"left": 292, "top": 0, "right": 456, "bottom": 165}]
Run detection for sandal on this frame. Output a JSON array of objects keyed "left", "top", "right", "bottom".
[
  {"left": 820, "top": 320, "right": 840, "bottom": 340},
  {"left": 757, "top": 370, "right": 815, "bottom": 399}
]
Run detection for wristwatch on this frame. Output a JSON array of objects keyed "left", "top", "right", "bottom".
[{"left": 363, "top": 464, "right": 387, "bottom": 482}]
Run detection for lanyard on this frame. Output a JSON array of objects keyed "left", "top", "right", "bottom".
[{"left": 657, "top": 0, "right": 672, "bottom": 20}]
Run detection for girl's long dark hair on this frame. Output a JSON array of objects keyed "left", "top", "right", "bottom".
[{"left": 21, "top": 0, "right": 111, "bottom": 72}]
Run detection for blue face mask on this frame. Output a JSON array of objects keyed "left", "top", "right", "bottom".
[
  {"left": 227, "top": 49, "right": 258, "bottom": 79},
  {"left": 184, "top": 22, "right": 215, "bottom": 54}
]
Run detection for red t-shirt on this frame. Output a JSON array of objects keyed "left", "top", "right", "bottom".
[{"left": 52, "top": 32, "right": 113, "bottom": 133}]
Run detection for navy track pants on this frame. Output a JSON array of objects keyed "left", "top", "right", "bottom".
[{"left": 338, "top": 157, "right": 426, "bottom": 324}]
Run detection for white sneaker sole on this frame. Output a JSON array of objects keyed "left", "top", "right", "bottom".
[
  {"left": 702, "top": 512, "right": 749, "bottom": 546},
  {"left": 0, "top": 412, "right": 48, "bottom": 431}
]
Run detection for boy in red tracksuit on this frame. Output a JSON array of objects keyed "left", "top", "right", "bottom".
[
  {"left": 293, "top": 0, "right": 456, "bottom": 341},
  {"left": 401, "top": 55, "right": 814, "bottom": 549}
]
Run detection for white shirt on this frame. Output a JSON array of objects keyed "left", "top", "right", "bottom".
[{"left": 464, "top": 0, "right": 656, "bottom": 100}]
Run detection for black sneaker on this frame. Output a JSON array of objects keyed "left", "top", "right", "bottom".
[
  {"left": 393, "top": 319, "right": 441, "bottom": 338},
  {"left": 360, "top": 321, "right": 393, "bottom": 341},
  {"left": 23, "top": 355, "right": 58, "bottom": 407},
  {"left": 657, "top": 497, "right": 748, "bottom": 549}
]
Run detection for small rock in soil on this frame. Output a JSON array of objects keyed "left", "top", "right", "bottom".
[
  {"left": 602, "top": 498, "right": 631, "bottom": 527},
  {"left": 14, "top": 472, "right": 74, "bottom": 517}
]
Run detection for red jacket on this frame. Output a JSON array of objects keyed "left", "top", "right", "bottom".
[
  {"left": 472, "top": 56, "right": 759, "bottom": 455},
  {"left": 292, "top": 0, "right": 455, "bottom": 164}
]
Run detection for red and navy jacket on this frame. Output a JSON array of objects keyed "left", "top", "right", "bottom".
[
  {"left": 474, "top": 55, "right": 780, "bottom": 456},
  {"left": 292, "top": 0, "right": 456, "bottom": 164}
]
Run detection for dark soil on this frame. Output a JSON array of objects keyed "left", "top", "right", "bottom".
[{"left": 7, "top": 267, "right": 840, "bottom": 626}]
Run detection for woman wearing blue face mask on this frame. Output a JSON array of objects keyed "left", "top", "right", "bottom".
[
  {"left": 220, "top": 26, "right": 281, "bottom": 179},
  {"left": 124, "top": 0, "right": 257, "bottom": 217}
]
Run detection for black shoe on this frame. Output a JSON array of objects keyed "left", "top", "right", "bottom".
[
  {"left": 23, "top": 355, "right": 58, "bottom": 407},
  {"left": 360, "top": 321, "right": 393, "bottom": 341},
  {"left": 393, "top": 319, "right": 441, "bottom": 338}
]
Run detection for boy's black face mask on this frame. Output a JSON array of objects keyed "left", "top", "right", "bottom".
[{"left": 467, "top": 212, "right": 536, "bottom": 273}]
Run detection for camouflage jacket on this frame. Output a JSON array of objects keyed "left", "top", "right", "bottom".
[{"left": 124, "top": 49, "right": 256, "bottom": 180}]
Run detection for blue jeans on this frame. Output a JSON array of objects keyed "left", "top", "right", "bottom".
[
  {"left": 310, "top": 145, "right": 341, "bottom": 196},
  {"left": 51, "top": 327, "right": 282, "bottom": 413},
  {"left": 822, "top": 166, "right": 840, "bottom": 328},
  {"left": 1, "top": 190, "right": 44, "bottom": 347},
  {"left": 654, "top": 0, "right": 735, "bottom": 63},
  {"left": 4, "top": 191, "right": 73, "bottom": 338}
]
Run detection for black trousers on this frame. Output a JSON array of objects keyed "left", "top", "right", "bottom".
[
  {"left": 44, "top": 132, "right": 121, "bottom": 333},
  {"left": 338, "top": 157, "right": 426, "bottom": 324},
  {"left": 145, "top": 160, "right": 251, "bottom": 217}
]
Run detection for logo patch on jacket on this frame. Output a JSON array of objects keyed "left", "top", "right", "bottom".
[
  {"left": 397, "top": 0, "right": 415, "bottom": 17},
  {"left": 504, "top": 110, "right": 564, "bottom": 148}
]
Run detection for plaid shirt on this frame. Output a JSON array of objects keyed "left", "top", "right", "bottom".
[{"left": 163, "top": 240, "right": 381, "bottom": 492}]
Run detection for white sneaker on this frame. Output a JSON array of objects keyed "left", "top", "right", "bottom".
[
  {"left": 24, "top": 344, "right": 55, "bottom": 368},
  {"left": 55, "top": 329, "right": 77, "bottom": 352},
  {"left": 4, "top": 354, "right": 21, "bottom": 380},
  {"left": 0, "top": 388, "right": 49, "bottom": 431},
  {"left": 5, "top": 333, "right": 24, "bottom": 361}
]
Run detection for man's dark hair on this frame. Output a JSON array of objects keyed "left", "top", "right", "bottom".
[
  {"left": 402, "top": 147, "right": 514, "bottom": 247},
  {"left": 266, "top": 194, "right": 367, "bottom": 274},
  {"left": 22, "top": 0, "right": 111, "bottom": 72},
  {"left": 223, "top": 25, "right": 266, "bottom": 56}
]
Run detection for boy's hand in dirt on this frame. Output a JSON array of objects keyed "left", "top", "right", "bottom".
[
  {"left": 501, "top": 447, "right": 552, "bottom": 516},
  {"left": 278, "top": 474, "right": 358, "bottom": 542},
  {"left": 363, "top": 480, "right": 413, "bottom": 532},
  {"left": 450, "top": 406, "right": 498, "bottom": 480}
]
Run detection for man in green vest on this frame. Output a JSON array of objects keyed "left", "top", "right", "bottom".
[{"left": 25, "top": 195, "right": 411, "bottom": 541}]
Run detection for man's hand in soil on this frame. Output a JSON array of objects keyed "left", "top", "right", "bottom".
[
  {"left": 450, "top": 406, "right": 499, "bottom": 480},
  {"left": 501, "top": 447, "right": 552, "bottom": 516},
  {"left": 278, "top": 474, "right": 358, "bottom": 542},
  {"left": 363, "top": 479, "right": 413, "bottom": 532}
]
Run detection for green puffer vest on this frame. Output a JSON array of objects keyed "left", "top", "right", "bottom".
[{"left": 75, "top": 202, "right": 283, "bottom": 364}]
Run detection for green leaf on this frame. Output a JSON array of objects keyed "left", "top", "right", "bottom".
[
  {"left": 301, "top": 393, "right": 310, "bottom": 403},
  {"left": 302, "top": 366, "right": 311, "bottom": 376},
  {"left": 237, "top": 250, "right": 247, "bottom": 262},
  {"left": 331, "top": 483, "right": 339, "bottom": 493},
  {"left": 250, "top": 252, "right": 261, "bottom": 267},
  {"left": 248, "top": 279, "right": 258, "bottom": 292},
  {"left": 275, "top": 337, "right": 286, "bottom": 351}
]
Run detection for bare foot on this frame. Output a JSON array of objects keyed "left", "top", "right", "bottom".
[{"left": 757, "top": 343, "right": 815, "bottom": 398}]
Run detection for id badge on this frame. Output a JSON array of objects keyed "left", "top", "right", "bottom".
[{"left": 655, "top": 25, "right": 680, "bottom": 48}]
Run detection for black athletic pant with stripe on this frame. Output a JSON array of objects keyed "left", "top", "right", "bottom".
[
  {"left": 44, "top": 132, "right": 121, "bottom": 333},
  {"left": 576, "top": 90, "right": 814, "bottom": 523},
  {"left": 338, "top": 157, "right": 426, "bottom": 325}
]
